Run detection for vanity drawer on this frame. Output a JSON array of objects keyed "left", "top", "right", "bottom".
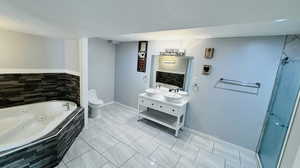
[
  {"left": 148, "top": 101, "right": 157, "bottom": 109},
  {"left": 139, "top": 97, "right": 180, "bottom": 116},
  {"left": 168, "top": 107, "right": 179, "bottom": 116},
  {"left": 152, "top": 102, "right": 178, "bottom": 116}
]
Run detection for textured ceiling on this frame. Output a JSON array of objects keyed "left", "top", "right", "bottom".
[{"left": 0, "top": 0, "right": 299, "bottom": 40}]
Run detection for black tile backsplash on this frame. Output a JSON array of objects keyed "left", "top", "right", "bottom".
[
  {"left": 156, "top": 71, "right": 185, "bottom": 88},
  {"left": 0, "top": 73, "right": 80, "bottom": 108}
]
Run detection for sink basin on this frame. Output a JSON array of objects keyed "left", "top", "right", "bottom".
[
  {"left": 145, "top": 88, "right": 158, "bottom": 97},
  {"left": 164, "top": 93, "right": 183, "bottom": 102}
]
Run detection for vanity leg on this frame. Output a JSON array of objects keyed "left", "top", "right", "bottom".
[
  {"left": 175, "top": 115, "right": 181, "bottom": 137},
  {"left": 175, "top": 129, "right": 179, "bottom": 137},
  {"left": 137, "top": 104, "right": 141, "bottom": 121}
]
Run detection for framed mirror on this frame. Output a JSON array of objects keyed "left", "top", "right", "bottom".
[{"left": 149, "top": 55, "right": 193, "bottom": 91}]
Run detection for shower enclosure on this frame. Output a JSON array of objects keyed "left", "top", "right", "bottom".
[{"left": 258, "top": 35, "right": 300, "bottom": 168}]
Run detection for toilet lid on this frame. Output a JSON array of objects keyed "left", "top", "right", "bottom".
[{"left": 89, "top": 98, "right": 104, "bottom": 105}]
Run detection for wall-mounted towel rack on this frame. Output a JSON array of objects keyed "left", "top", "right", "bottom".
[
  {"left": 215, "top": 78, "right": 261, "bottom": 95},
  {"left": 219, "top": 78, "right": 261, "bottom": 88}
]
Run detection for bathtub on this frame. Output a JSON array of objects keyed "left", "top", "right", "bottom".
[{"left": 0, "top": 100, "right": 77, "bottom": 153}]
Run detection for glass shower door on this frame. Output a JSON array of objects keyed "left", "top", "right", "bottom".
[{"left": 259, "top": 58, "right": 300, "bottom": 168}]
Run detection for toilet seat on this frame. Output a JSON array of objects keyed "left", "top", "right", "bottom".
[{"left": 89, "top": 98, "right": 104, "bottom": 106}]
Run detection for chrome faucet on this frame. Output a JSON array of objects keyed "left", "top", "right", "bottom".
[
  {"left": 63, "top": 103, "right": 70, "bottom": 111},
  {"left": 169, "top": 88, "right": 181, "bottom": 93}
]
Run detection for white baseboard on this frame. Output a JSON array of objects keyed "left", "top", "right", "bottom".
[
  {"left": 100, "top": 101, "right": 115, "bottom": 107},
  {"left": 113, "top": 101, "right": 138, "bottom": 113},
  {"left": 182, "top": 127, "right": 213, "bottom": 139}
]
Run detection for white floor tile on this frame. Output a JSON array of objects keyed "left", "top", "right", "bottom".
[
  {"left": 102, "top": 142, "right": 136, "bottom": 167},
  {"left": 172, "top": 140, "right": 199, "bottom": 161},
  {"left": 155, "top": 132, "right": 177, "bottom": 149},
  {"left": 79, "top": 125, "right": 103, "bottom": 141},
  {"left": 85, "top": 131, "right": 119, "bottom": 153},
  {"left": 126, "top": 117, "right": 147, "bottom": 129},
  {"left": 197, "top": 149, "right": 225, "bottom": 168},
  {"left": 189, "top": 134, "right": 214, "bottom": 152},
  {"left": 94, "top": 118, "right": 116, "bottom": 129},
  {"left": 176, "top": 131, "right": 193, "bottom": 143},
  {"left": 128, "top": 134, "right": 159, "bottom": 156},
  {"left": 87, "top": 119, "right": 99, "bottom": 128},
  {"left": 122, "top": 154, "right": 158, "bottom": 168},
  {"left": 139, "top": 124, "right": 161, "bottom": 137},
  {"left": 241, "top": 161, "right": 258, "bottom": 168},
  {"left": 113, "top": 131, "right": 138, "bottom": 145},
  {"left": 239, "top": 150, "right": 258, "bottom": 168},
  {"left": 120, "top": 125, "right": 145, "bottom": 140},
  {"left": 101, "top": 162, "right": 117, "bottom": 168},
  {"left": 150, "top": 146, "right": 180, "bottom": 168},
  {"left": 241, "top": 163, "right": 258, "bottom": 168},
  {"left": 213, "top": 142, "right": 240, "bottom": 162},
  {"left": 63, "top": 139, "right": 92, "bottom": 163},
  {"left": 66, "top": 150, "right": 107, "bottom": 168},
  {"left": 225, "top": 160, "right": 241, "bottom": 168},
  {"left": 63, "top": 103, "right": 258, "bottom": 168},
  {"left": 176, "top": 157, "right": 202, "bottom": 168},
  {"left": 55, "top": 161, "right": 67, "bottom": 168}
]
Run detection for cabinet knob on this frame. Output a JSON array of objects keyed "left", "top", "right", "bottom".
[
  {"left": 152, "top": 103, "right": 154, "bottom": 105},
  {"left": 172, "top": 109, "right": 175, "bottom": 112},
  {"left": 160, "top": 106, "right": 163, "bottom": 108}
]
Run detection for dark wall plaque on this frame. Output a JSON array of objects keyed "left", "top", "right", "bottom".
[{"left": 137, "top": 41, "right": 148, "bottom": 72}]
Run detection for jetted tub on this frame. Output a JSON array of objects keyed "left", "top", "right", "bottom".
[{"left": 0, "top": 100, "right": 77, "bottom": 153}]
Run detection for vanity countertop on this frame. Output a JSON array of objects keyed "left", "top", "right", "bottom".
[{"left": 139, "top": 93, "right": 190, "bottom": 107}]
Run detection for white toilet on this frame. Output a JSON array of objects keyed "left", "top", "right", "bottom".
[{"left": 88, "top": 89, "right": 104, "bottom": 118}]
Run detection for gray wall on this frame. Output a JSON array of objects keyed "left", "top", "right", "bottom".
[
  {"left": 115, "top": 42, "right": 148, "bottom": 107},
  {"left": 64, "top": 40, "right": 80, "bottom": 73},
  {"left": 0, "top": 28, "right": 65, "bottom": 69},
  {"left": 114, "top": 36, "right": 284, "bottom": 150},
  {"left": 88, "top": 38, "right": 115, "bottom": 103}
]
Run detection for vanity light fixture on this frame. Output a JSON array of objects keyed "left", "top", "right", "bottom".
[
  {"left": 161, "top": 56, "right": 177, "bottom": 64},
  {"left": 162, "top": 60, "right": 176, "bottom": 64},
  {"left": 160, "top": 48, "right": 185, "bottom": 56}
]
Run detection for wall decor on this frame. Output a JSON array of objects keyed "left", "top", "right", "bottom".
[
  {"left": 137, "top": 41, "right": 148, "bottom": 72},
  {"left": 202, "top": 65, "right": 212, "bottom": 75},
  {"left": 204, "top": 48, "right": 214, "bottom": 59},
  {"left": 0, "top": 73, "right": 80, "bottom": 108}
]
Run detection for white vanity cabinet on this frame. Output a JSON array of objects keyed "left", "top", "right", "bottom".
[{"left": 138, "top": 93, "right": 189, "bottom": 136}]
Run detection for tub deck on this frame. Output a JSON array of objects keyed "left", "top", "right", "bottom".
[{"left": 0, "top": 107, "right": 84, "bottom": 168}]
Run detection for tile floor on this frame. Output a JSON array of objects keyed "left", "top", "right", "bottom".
[{"left": 56, "top": 103, "right": 259, "bottom": 168}]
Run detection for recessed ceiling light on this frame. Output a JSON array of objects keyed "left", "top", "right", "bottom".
[{"left": 274, "top": 19, "right": 288, "bottom": 23}]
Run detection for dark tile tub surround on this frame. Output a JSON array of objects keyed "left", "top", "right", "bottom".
[
  {"left": 0, "top": 107, "right": 84, "bottom": 168},
  {"left": 0, "top": 73, "right": 80, "bottom": 108},
  {"left": 156, "top": 71, "right": 185, "bottom": 88}
]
